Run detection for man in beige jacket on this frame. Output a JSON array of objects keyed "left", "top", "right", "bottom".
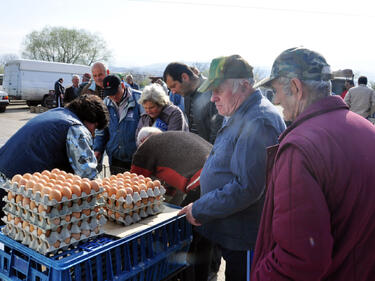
[{"left": 344, "top": 76, "right": 375, "bottom": 119}]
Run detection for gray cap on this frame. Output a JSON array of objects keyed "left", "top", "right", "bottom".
[{"left": 255, "top": 47, "right": 332, "bottom": 88}]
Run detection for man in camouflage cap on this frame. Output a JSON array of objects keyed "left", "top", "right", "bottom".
[
  {"left": 251, "top": 47, "right": 375, "bottom": 281},
  {"left": 179, "top": 54, "right": 286, "bottom": 281}
]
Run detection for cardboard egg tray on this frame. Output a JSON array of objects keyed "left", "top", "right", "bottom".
[
  {"left": 3, "top": 202, "right": 104, "bottom": 231},
  {"left": 104, "top": 202, "right": 165, "bottom": 226},
  {"left": 2, "top": 213, "right": 106, "bottom": 255},
  {"left": 2, "top": 180, "right": 104, "bottom": 206}
]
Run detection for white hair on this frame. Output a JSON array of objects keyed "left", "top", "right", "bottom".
[
  {"left": 229, "top": 78, "right": 255, "bottom": 93},
  {"left": 277, "top": 77, "right": 331, "bottom": 99},
  {"left": 137, "top": 127, "right": 162, "bottom": 146},
  {"left": 138, "top": 83, "right": 170, "bottom": 107},
  {"left": 72, "top": 74, "right": 80, "bottom": 81}
]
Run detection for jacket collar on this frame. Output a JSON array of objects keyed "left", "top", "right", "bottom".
[{"left": 279, "top": 95, "right": 348, "bottom": 142}]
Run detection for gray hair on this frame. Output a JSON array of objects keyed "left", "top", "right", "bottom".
[
  {"left": 229, "top": 78, "right": 255, "bottom": 93},
  {"left": 72, "top": 74, "right": 80, "bottom": 81},
  {"left": 137, "top": 126, "right": 162, "bottom": 146},
  {"left": 139, "top": 83, "right": 170, "bottom": 107},
  {"left": 277, "top": 77, "right": 331, "bottom": 101}
]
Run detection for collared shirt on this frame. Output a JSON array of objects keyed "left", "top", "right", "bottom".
[{"left": 66, "top": 125, "right": 97, "bottom": 179}]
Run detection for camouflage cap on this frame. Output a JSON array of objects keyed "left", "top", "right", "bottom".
[
  {"left": 254, "top": 47, "right": 332, "bottom": 88},
  {"left": 198, "top": 55, "right": 253, "bottom": 92}
]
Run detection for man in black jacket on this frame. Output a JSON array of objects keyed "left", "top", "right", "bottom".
[
  {"left": 64, "top": 75, "right": 80, "bottom": 104},
  {"left": 54, "top": 78, "right": 65, "bottom": 107},
  {"left": 163, "top": 63, "right": 223, "bottom": 144}
]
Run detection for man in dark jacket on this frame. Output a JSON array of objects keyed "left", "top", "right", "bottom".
[
  {"left": 64, "top": 75, "right": 80, "bottom": 103},
  {"left": 178, "top": 55, "right": 286, "bottom": 281},
  {"left": 163, "top": 62, "right": 223, "bottom": 144},
  {"left": 81, "top": 62, "right": 107, "bottom": 99},
  {"left": 54, "top": 78, "right": 65, "bottom": 107},
  {"left": 251, "top": 47, "right": 375, "bottom": 281}
]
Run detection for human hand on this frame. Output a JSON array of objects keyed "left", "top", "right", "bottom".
[
  {"left": 178, "top": 203, "right": 202, "bottom": 226},
  {"left": 94, "top": 151, "right": 102, "bottom": 161}
]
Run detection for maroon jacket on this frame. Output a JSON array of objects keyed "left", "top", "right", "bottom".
[{"left": 252, "top": 96, "right": 375, "bottom": 281}]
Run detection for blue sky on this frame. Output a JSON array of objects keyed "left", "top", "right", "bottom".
[{"left": 1, "top": 0, "right": 375, "bottom": 80}]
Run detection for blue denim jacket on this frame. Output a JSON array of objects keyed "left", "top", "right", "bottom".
[
  {"left": 94, "top": 90, "right": 141, "bottom": 164},
  {"left": 192, "top": 90, "right": 286, "bottom": 250}
]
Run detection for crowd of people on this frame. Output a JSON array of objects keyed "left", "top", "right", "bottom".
[{"left": 0, "top": 47, "right": 375, "bottom": 281}]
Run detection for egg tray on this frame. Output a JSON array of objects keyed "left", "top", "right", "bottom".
[
  {"left": 3, "top": 204, "right": 105, "bottom": 231},
  {"left": 4, "top": 194, "right": 105, "bottom": 219},
  {"left": 104, "top": 203, "right": 165, "bottom": 226},
  {"left": 1, "top": 219, "right": 105, "bottom": 255},
  {"left": 105, "top": 195, "right": 164, "bottom": 212},
  {"left": 1, "top": 180, "right": 104, "bottom": 206}
]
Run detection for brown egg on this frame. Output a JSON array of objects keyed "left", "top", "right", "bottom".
[
  {"left": 72, "top": 212, "right": 81, "bottom": 219},
  {"left": 37, "top": 228, "right": 43, "bottom": 236},
  {"left": 36, "top": 178, "right": 47, "bottom": 186},
  {"left": 7, "top": 191, "right": 14, "bottom": 201},
  {"left": 56, "top": 226, "right": 62, "bottom": 233},
  {"left": 15, "top": 194, "right": 23, "bottom": 204},
  {"left": 29, "top": 224, "right": 35, "bottom": 232},
  {"left": 30, "top": 200, "right": 36, "bottom": 210},
  {"left": 60, "top": 186, "right": 72, "bottom": 199},
  {"left": 65, "top": 215, "right": 71, "bottom": 222},
  {"left": 49, "top": 189, "right": 62, "bottom": 202},
  {"left": 53, "top": 241, "right": 61, "bottom": 249},
  {"left": 38, "top": 204, "right": 47, "bottom": 213},
  {"left": 94, "top": 206, "right": 100, "bottom": 213},
  {"left": 71, "top": 233, "right": 81, "bottom": 240},
  {"left": 65, "top": 237, "right": 71, "bottom": 244},
  {"left": 23, "top": 173, "right": 32, "bottom": 180},
  {"left": 125, "top": 187, "right": 134, "bottom": 195},
  {"left": 48, "top": 178, "right": 57, "bottom": 185},
  {"left": 115, "top": 212, "right": 122, "bottom": 219},
  {"left": 94, "top": 226, "right": 100, "bottom": 234},
  {"left": 123, "top": 171, "right": 131, "bottom": 177},
  {"left": 146, "top": 181, "right": 154, "bottom": 189},
  {"left": 66, "top": 223, "right": 72, "bottom": 231},
  {"left": 72, "top": 175, "right": 81, "bottom": 181},
  {"left": 139, "top": 183, "right": 147, "bottom": 191},
  {"left": 107, "top": 186, "right": 118, "bottom": 197},
  {"left": 51, "top": 168, "right": 61, "bottom": 174},
  {"left": 132, "top": 186, "right": 140, "bottom": 193},
  {"left": 82, "top": 209, "right": 91, "bottom": 216},
  {"left": 70, "top": 184, "right": 82, "bottom": 197},
  {"left": 22, "top": 197, "right": 31, "bottom": 207},
  {"left": 138, "top": 175, "right": 145, "bottom": 180},
  {"left": 65, "top": 178, "right": 74, "bottom": 185},
  {"left": 19, "top": 178, "right": 27, "bottom": 187},
  {"left": 53, "top": 218, "right": 61, "bottom": 225},
  {"left": 107, "top": 209, "right": 113, "bottom": 216},
  {"left": 41, "top": 170, "right": 51, "bottom": 177},
  {"left": 66, "top": 173, "right": 74, "bottom": 179},
  {"left": 60, "top": 170, "right": 67, "bottom": 177},
  {"left": 54, "top": 184, "right": 63, "bottom": 192},
  {"left": 11, "top": 174, "right": 23, "bottom": 184},
  {"left": 80, "top": 181, "right": 91, "bottom": 195},
  {"left": 90, "top": 180, "right": 100, "bottom": 192},
  {"left": 41, "top": 186, "right": 52, "bottom": 198},
  {"left": 39, "top": 175, "right": 49, "bottom": 182},
  {"left": 7, "top": 214, "right": 12, "bottom": 222},
  {"left": 56, "top": 175, "right": 66, "bottom": 182},
  {"left": 116, "top": 189, "right": 127, "bottom": 200},
  {"left": 25, "top": 180, "right": 36, "bottom": 190},
  {"left": 130, "top": 173, "right": 138, "bottom": 178},
  {"left": 153, "top": 180, "right": 161, "bottom": 188},
  {"left": 32, "top": 182, "right": 44, "bottom": 194},
  {"left": 45, "top": 230, "right": 51, "bottom": 237},
  {"left": 14, "top": 217, "right": 22, "bottom": 225},
  {"left": 22, "top": 221, "right": 29, "bottom": 229},
  {"left": 55, "top": 179, "right": 65, "bottom": 187}
]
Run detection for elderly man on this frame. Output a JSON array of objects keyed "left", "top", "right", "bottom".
[
  {"left": 81, "top": 62, "right": 107, "bottom": 99},
  {"left": 178, "top": 55, "right": 286, "bottom": 281},
  {"left": 163, "top": 62, "right": 223, "bottom": 144},
  {"left": 344, "top": 75, "right": 375, "bottom": 118},
  {"left": 251, "top": 47, "right": 375, "bottom": 281},
  {"left": 64, "top": 75, "right": 80, "bottom": 103},
  {"left": 94, "top": 74, "right": 141, "bottom": 174},
  {"left": 125, "top": 74, "right": 139, "bottom": 90}
]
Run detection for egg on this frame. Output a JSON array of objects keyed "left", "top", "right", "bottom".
[
  {"left": 116, "top": 189, "right": 127, "bottom": 200},
  {"left": 71, "top": 233, "right": 81, "bottom": 240},
  {"left": 37, "top": 178, "right": 47, "bottom": 186},
  {"left": 53, "top": 218, "right": 61, "bottom": 225},
  {"left": 125, "top": 187, "right": 133, "bottom": 195},
  {"left": 14, "top": 217, "right": 22, "bottom": 225},
  {"left": 33, "top": 182, "right": 44, "bottom": 194},
  {"left": 38, "top": 204, "right": 47, "bottom": 213},
  {"left": 55, "top": 179, "right": 65, "bottom": 187},
  {"left": 41, "top": 170, "right": 51, "bottom": 177},
  {"left": 39, "top": 175, "right": 49, "bottom": 182},
  {"left": 15, "top": 194, "right": 23, "bottom": 204},
  {"left": 53, "top": 241, "right": 61, "bottom": 249},
  {"left": 11, "top": 174, "right": 23, "bottom": 184},
  {"left": 41, "top": 186, "right": 52, "bottom": 198},
  {"left": 65, "top": 215, "right": 71, "bottom": 222},
  {"left": 37, "top": 228, "right": 43, "bottom": 236},
  {"left": 72, "top": 212, "right": 81, "bottom": 219},
  {"left": 139, "top": 183, "right": 147, "bottom": 191},
  {"left": 146, "top": 181, "right": 154, "bottom": 189},
  {"left": 66, "top": 173, "right": 74, "bottom": 179},
  {"left": 45, "top": 230, "right": 51, "bottom": 237},
  {"left": 51, "top": 168, "right": 61, "bottom": 174},
  {"left": 65, "top": 178, "right": 74, "bottom": 185},
  {"left": 70, "top": 184, "right": 82, "bottom": 197},
  {"left": 107, "top": 209, "right": 114, "bottom": 216},
  {"left": 49, "top": 189, "right": 62, "bottom": 202},
  {"left": 56, "top": 175, "right": 66, "bottom": 182},
  {"left": 72, "top": 175, "right": 81, "bottom": 181},
  {"left": 18, "top": 178, "right": 27, "bottom": 187},
  {"left": 123, "top": 171, "right": 131, "bottom": 177},
  {"left": 29, "top": 224, "right": 35, "bottom": 232},
  {"left": 107, "top": 186, "right": 118, "bottom": 197},
  {"left": 54, "top": 184, "right": 63, "bottom": 192},
  {"left": 89, "top": 180, "right": 100, "bottom": 192},
  {"left": 22, "top": 197, "right": 31, "bottom": 207},
  {"left": 56, "top": 226, "right": 62, "bottom": 233},
  {"left": 60, "top": 186, "right": 72, "bottom": 199},
  {"left": 30, "top": 200, "right": 36, "bottom": 210},
  {"left": 60, "top": 170, "right": 67, "bottom": 177},
  {"left": 7, "top": 214, "right": 12, "bottom": 222},
  {"left": 115, "top": 212, "right": 122, "bottom": 219},
  {"left": 65, "top": 237, "right": 71, "bottom": 244},
  {"left": 22, "top": 173, "right": 32, "bottom": 180},
  {"left": 80, "top": 181, "right": 91, "bottom": 195},
  {"left": 48, "top": 178, "right": 57, "bottom": 185},
  {"left": 153, "top": 180, "right": 161, "bottom": 188},
  {"left": 82, "top": 209, "right": 91, "bottom": 216},
  {"left": 94, "top": 226, "right": 100, "bottom": 234},
  {"left": 25, "top": 180, "right": 36, "bottom": 190},
  {"left": 7, "top": 191, "right": 14, "bottom": 201},
  {"left": 32, "top": 171, "right": 41, "bottom": 177},
  {"left": 132, "top": 186, "right": 140, "bottom": 193}
]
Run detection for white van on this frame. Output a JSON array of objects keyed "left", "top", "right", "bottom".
[{"left": 3, "top": 59, "right": 90, "bottom": 106}]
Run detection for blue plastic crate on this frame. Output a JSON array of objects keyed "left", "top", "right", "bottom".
[{"left": 0, "top": 206, "right": 192, "bottom": 281}]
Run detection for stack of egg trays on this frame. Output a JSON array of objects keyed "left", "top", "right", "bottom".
[
  {"left": 104, "top": 185, "right": 166, "bottom": 226},
  {"left": 0, "top": 180, "right": 107, "bottom": 255}
]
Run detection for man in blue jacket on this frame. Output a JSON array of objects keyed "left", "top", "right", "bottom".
[
  {"left": 94, "top": 74, "right": 141, "bottom": 174},
  {"left": 179, "top": 55, "right": 286, "bottom": 281}
]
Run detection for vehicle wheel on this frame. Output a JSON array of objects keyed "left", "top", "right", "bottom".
[
  {"left": 0, "top": 106, "right": 6, "bottom": 113},
  {"left": 26, "top": 101, "right": 40, "bottom": 107}
]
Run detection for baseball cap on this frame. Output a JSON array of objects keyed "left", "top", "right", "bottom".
[
  {"left": 198, "top": 55, "right": 253, "bottom": 92},
  {"left": 103, "top": 74, "right": 121, "bottom": 96},
  {"left": 255, "top": 47, "right": 332, "bottom": 88}
]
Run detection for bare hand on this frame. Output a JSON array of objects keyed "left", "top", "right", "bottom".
[
  {"left": 178, "top": 203, "right": 202, "bottom": 226},
  {"left": 94, "top": 151, "right": 102, "bottom": 161}
]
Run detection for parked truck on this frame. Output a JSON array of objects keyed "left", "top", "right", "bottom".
[{"left": 3, "top": 59, "right": 90, "bottom": 106}]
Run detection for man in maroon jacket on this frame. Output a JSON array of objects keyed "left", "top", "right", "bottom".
[{"left": 252, "top": 47, "right": 375, "bottom": 281}]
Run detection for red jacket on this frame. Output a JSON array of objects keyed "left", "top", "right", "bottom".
[{"left": 252, "top": 96, "right": 375, "bottom": 281}]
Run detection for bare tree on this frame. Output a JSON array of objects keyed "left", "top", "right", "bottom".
[
  {"left": 22, "top": 26, "right": 111, "bottom": 65},
  {"left": 0, "top": 53, "right": 19, "bottom": 73}
]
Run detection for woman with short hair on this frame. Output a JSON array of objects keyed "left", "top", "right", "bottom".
[{"left": 136, "top": 83, "right": 188, "bottom": 141}]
